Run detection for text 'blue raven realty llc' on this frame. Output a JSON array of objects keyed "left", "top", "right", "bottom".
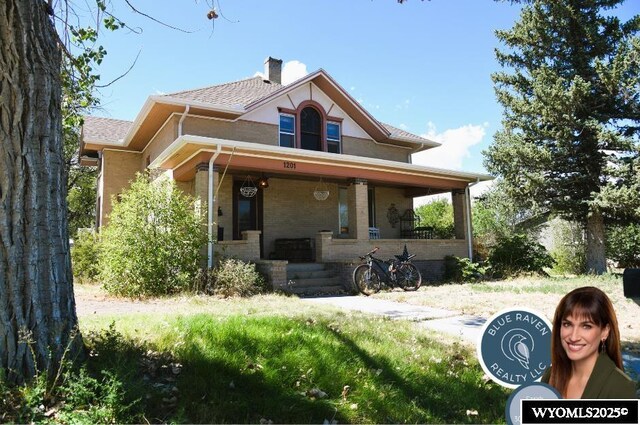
[{"left": 478, "top": 308, "right": 553, "bottom": 389}]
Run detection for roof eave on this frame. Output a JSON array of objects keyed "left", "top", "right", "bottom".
[
  {"left": 152, "top": 134, "right": 493, "bottom": 183},
  {"left": 151, "top": 95, "right": 246, "bottom": 115},
  {"left": 117, "top": 95, "right": 245, "bottom": 149}
]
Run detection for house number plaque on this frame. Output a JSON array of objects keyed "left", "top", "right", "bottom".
[{"left": 283, "top": 161, "right": 296, "bottom": 169}]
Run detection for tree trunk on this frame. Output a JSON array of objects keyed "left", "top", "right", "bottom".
[
  {"left": 0, "top": 1, "right": 81, "bottom": 384},
  {"left": 585, "top": 209, "right": 607, "bottom": 275}
]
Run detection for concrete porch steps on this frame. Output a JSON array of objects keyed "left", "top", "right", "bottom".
[{"left": 283, "top": 263, "right": 348, "bottom": 296}]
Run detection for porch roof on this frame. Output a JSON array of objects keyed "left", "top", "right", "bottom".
[{"left": 150, "top": 135, "right": 492, "bottom": 193}]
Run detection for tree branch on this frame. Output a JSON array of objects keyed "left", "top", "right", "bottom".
[
  {"left": 123, "top": 0, "right": 195, "bottom": 33},
  {"left": 95, "top": 49, "right": 141, "bottom": 88}
]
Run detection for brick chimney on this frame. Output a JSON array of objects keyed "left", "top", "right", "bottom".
[{"left": 264, "top": 57, "right": 283, "bottom": 84}]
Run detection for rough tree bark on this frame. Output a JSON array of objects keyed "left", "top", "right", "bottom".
[
  {"left": 585, "top": 210, "right": 607, "bottom": 275},
  {"left": 0, "top": 1, "right": 81, "bottom": 384}
]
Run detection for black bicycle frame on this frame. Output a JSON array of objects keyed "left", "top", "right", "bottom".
[{"left": 368, "top": 255, "right": 395, "bottom": 283}]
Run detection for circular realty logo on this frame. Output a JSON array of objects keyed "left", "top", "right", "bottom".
[{"left": 477, "top": 308, "right": 552, "bottom": 389}]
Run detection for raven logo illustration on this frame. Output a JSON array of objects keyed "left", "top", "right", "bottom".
[{"left": 501, "top": 328, "right": 534, "bottom": 370}]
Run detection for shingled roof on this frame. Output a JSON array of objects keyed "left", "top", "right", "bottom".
[
  {"left": 83, "top": 74, "right": 433, "bottom": 147},
  {"left": 165, "top": 76, "right": 284, "bottom": 109},
  {"left": 381, "top": 123, "right": 428, "bottom": 143},
  {"left": 164, "top": 76, "right": 430, "bottom": 143},
  {"left": 82, "top": 115, "right": 132, "bottom": 144}
]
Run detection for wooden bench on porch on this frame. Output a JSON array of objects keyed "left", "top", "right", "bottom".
[{"left": 270, "top": 238, "right": 313, "bottom": 262}]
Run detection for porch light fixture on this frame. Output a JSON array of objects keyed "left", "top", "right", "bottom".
[
  {"left": 240, "top": 175, "right": 258, "bottom": 198},
  {"left": 257, "top": 175, "right": 269, "bottom": 189},
  {"left": 313, "top": 178, "right": 330, "bottom": 201}
]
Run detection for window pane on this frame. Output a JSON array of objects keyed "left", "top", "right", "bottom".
[
  {"left": 238, "top": 199, "right": 253, "bottom": 232},
  {"left": 301, "top": 133, "right": 321, "bottom": 151},
  {"left": 280, "top": 115, "right": 295, "bottom": 133},
  {"left": 280, "top": 133, "right": 294, "bottom": 148},
  {"left": 301, "top": 107, "right": 321, "bottom": 133},
  {"left": 328, "top": 141, "right": 340, "bottom": 154},
  {"left": 339, "top": 187, "right": 348, "bottom": 234},
  {"left": 368, "top": 187, "right": 376, "bottom": 227},
  {"left": 327, "top": 122, "right": 340, "bottom": 140}
]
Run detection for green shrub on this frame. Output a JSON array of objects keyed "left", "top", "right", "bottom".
[
  {"left": 71, "top": 228, "right": 101, "bottom": 283},
  {"left": 414, "top": 199, "right": 455, "bottom": 239},
  {"left": 488, "top": 234, "right": 555, "bottom": 278},
  {"left": 99, "top": 174, "right": 207, "bottom": 297},
  {"left": 0, "top": 355, "right": 136, "bottom": 423},
  {"left": 607, "top": 223, "right": 640, "bottom": 267},
  {"left": 197, "top": 258, "right": 269, "bottom": 297},
  {"left": 443, "top": 255, "right": 488, "bottom": 282},
  {"left": 549, "top": 219, "right": 586, "bottom": 275}
]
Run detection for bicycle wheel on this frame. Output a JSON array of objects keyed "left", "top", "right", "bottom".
[
  {"left": 353, "top": 264, "right": 382, "bottom": 296},
  {"left": 397, "top": 263, "right": 422, "bottom": 291}
]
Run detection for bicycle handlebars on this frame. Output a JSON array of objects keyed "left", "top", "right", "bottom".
[{"left": 360, "top": 247, "right": 415, "bottom": 262}]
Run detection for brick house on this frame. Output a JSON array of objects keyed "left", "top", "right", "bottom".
[{"left": 80, "top": 57, "right": 490, "bottom": 293}]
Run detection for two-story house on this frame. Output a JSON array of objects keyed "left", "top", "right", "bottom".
[{"left": 80, "top": 57, "right": 490, "bottom": 293}]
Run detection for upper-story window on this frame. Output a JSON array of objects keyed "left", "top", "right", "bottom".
[
  {"left": 279, "top": 102, "right": 343, "bottom": 153},
  {"left": 300, "top": 107, "right": 322, "bottom": 151},
  {"left": 327, "top": 122, "right": 341, "bottom": 153},
  {"left": 279, "top": 114, "right": 295, "bottom": 148}
]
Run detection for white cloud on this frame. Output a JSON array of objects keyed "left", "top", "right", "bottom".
[
  {"left": 282, "top": 60, "right": 308, "bottom": 84},
  {"left": 254, "top": 60, "right": 308, "bottom": 85},
  {"left": 412, "top": 122, "right": 487, "bottom": 171}
]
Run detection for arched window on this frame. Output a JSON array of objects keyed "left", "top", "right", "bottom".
[
  {"left": 278, "top": 101, "right": 342, "bottom": 153},
  {"left": 300, "top": 107, "right": 322, "bottom": 151}
]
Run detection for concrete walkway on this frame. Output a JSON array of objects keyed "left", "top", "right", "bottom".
[
  {"left": 303, "top": 295, "right": 640, "bottom": 380},
  {"left": 304, "top": 296, "right": 486, "bottom": 345}
]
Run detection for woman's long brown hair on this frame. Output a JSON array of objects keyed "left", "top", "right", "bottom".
[{"left": 548, "top": 286, "right": 623, "bottom": 396}]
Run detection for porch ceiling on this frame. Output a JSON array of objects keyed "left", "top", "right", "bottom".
[{"left": 151, "top": 135, "right": 492, "bottom": 191}]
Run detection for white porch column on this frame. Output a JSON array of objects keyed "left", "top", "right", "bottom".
[
  {"left": 348, "top": 179, "right": 369, "bottom": 240},
  {"left": 195, "top": 163, "right": 219, "bottom": 266}
]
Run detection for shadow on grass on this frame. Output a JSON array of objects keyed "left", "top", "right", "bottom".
[
  {"left": 86, "top": 315, "right": 509, "bottom": 424},
  {"left": 326, "top": 328, "right": 507, "bottom": 423}
]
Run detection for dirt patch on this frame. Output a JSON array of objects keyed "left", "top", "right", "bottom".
[{"left": 74, "top": 285, "right": 201, "bottom": 317}]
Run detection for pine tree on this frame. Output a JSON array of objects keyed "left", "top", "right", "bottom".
[{"left": 485, "top": 0, "right": 640, "bottom": 273}]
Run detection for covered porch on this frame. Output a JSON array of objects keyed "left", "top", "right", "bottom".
[{"left": 150, "top": 135, "right": 490, "bottom": 267}]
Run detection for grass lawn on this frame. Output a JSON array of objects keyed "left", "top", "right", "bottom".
[
  {"left": 373, "top": 274, "right": 640, "bottom": 344},
  {"left": 10, "top": 274, "right": 636, "bottom": 423},
  {"left": 76, "top": 294, "right": 509, "bottom": 424}
]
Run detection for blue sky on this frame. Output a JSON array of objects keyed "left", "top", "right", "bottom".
[{"left": 90, "top": 0, "right": 639, "bottom": 191}]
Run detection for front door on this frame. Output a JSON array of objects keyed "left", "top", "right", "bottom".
[{"left": 233, "top": 180, "right": 264, "bottom": 256}]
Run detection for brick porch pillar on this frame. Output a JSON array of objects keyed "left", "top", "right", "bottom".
[
  {"left": 348, "top": 179, "right": 369, "bottom": 240},
  {"left": 452, "top": 189, "right": 470, "bottom": 242}
]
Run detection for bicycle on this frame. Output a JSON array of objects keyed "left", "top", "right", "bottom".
[{"left": 352, "top": 246, "right": 422, "bottom": 296}]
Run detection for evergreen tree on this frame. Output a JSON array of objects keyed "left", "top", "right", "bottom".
[{"left": 485, "top": 0, "right": 640, "bottom": 273}]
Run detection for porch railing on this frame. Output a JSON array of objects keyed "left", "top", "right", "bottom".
[{"left": 315, "top": 231, "right": 467, "bottom": 262}]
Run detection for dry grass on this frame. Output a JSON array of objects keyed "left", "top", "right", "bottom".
[{"left": 373, "top": 274, "right": 640, "bottom": 344}]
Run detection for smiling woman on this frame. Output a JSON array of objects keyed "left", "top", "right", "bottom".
[{"left": 542, "top": 286, "right": 637, "bottom": 399}]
